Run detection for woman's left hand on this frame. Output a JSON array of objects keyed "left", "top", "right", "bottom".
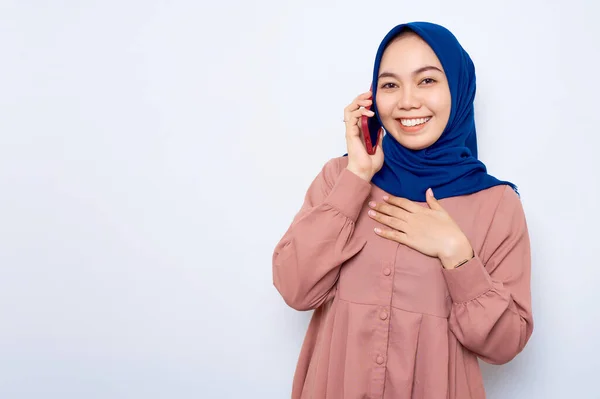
[{"left": 368, "top": 188, "right": 473, "bottom": 269}]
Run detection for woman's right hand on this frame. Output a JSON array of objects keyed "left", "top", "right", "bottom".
[{"left": 344, "top": 91, "right": 384, "bottom": 182}]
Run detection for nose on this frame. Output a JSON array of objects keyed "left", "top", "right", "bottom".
[{"left": 396, "top": 86, "right": 421, "bottom": 110}]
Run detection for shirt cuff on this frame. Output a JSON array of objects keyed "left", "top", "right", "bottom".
[
  {"left": 442, "top": 255, "right": 494, "bottom": 303},
  {"left": 324, "top": 168, "right": 372, "bottom": 222}
]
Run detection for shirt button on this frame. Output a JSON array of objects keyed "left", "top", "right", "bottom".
[
  {"left": 376, "top": 355, "right": 385, "bottom": 365},
  {"left": 382, "top": 267, "right": 391, "bottom": 276},
  {"left": 379, "top": 310, "right": 388, "bottom": 320}
]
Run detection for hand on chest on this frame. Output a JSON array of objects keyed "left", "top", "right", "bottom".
[{"left": 335, "top": 188, "right": 481, "bottom": 318}]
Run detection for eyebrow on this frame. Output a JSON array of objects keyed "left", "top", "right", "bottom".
[{"left": 378, "top": 66, "right": 444, "bottom": 79}]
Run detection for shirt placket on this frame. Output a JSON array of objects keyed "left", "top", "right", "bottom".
[{"left": 368, "top": 257, "right": 395, "bottom": 398}]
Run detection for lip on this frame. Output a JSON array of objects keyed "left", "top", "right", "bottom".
[
  {"left": 395, "top": 116, "right": 432, "bottom": 134},
  {"left": 397, "top": 116, "right": 432, "bottom": 120}
]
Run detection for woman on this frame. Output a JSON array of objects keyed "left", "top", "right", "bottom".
[{"left": 272, "top": 21, "right": 533, "bottom": 399}]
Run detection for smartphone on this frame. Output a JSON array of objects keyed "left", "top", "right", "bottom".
[{"left": 360, "top": 88, "right": 383, "bottom": 155}]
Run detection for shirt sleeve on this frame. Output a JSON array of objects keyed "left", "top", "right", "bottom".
[
  {"left": 442, "top": 185, "right": 534, "bottom": 365},
  {"left": 272, "top": 158, "right": 372, "bottom": 311}
]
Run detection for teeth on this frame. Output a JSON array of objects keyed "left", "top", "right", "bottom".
[{"left": 400, "top": 117, "right": 431, "bottom": 127}]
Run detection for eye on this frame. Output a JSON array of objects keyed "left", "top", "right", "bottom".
[
  {"left": 380, "top": 82, "right": 397, "bottom": 89},
  {"left": 420, "top": 78, "right": 436, "bottom": 85}
]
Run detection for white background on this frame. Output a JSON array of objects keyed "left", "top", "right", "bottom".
[{"left": 1, "top": 0, "right": 598, "bottom": 398}]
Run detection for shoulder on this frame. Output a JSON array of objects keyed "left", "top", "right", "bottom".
[
  {"left": 488, "top": 185, "right": 525, "bottom": 221},
  {"left": 476, "top": 185, "right": 527, "bottom": 239},
  {"left": 461, "top": 184, "right": 522, "bottom": 214},
  {"left": 444, "top": 184, "right": 525, "bottom": 234}
]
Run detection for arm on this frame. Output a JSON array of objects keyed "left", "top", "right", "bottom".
[
  {"left": 443, "top": 186, "right": 534, "bottom": 365},
  {"left": 272, "top": 159, "right": 372, "bottom": 311}
]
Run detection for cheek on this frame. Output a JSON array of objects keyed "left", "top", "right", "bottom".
[
  {"left": 429, "top": 88, "right": 452, "bottom": 119},
  {"left": 375, "top": 96, "right": 395, "bottom": 118}
]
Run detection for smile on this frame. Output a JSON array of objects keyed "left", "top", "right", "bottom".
[
  {"left": 396, "top": 116, "right": 432, "bottom": 133},
  {"left": 399, "top": 117, "right": 431, "bottom": 126}
]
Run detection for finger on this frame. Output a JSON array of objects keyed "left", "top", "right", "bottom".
[
  {"left": 344, "top": 93, "right": 373, "bottom": 121},
  {"left": 344, "top": 100, "right": 372, "bottom": 115},
  {"left": 357, "top": 91, "right": 372, "bottom": 100},
  {"left": 383, "top": 195, "right": 422, "bottom": 213},
  {"left": 344, "top": 108, "right": 375, "bottom": 129},
  {"left": 369, "top": 201, "right": 408, "bottom": 220},
  {"left": 350, "top": 108, "right": 375, "bottom": 119},
  {"left": 344, "top": 104, "right": 359, "bottom": 119},
  {"left": 368, "top": 209, "right": 407, "bottom": 231},
  {"left": 425, "top": 188, "right": 443, "bottom": 211},
  {"left": 374, "top": 227, "right": 409, "bottom": 245},
  {"left": 343, "top": 103, "right": 362, "bottom": 123}
]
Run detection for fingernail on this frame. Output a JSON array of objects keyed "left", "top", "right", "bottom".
[
  {"left": 368, "top": 210, "right": 376, "bottom": 217},
  {"left": 369, "top": 201, "right": 376, "bottom": 207},
  {"left": 374, "top": 228, "right": 381, "bottom": 234},
  {"left": 382, "top": 195, "right": 389, "bottom": 201},
  {"left": 427, "top": 188, "right": 433, "bottom": 197}
]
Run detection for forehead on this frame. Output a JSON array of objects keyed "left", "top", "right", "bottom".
[{"left": 379, "top": 32, "right": 443, "bottom": 70}]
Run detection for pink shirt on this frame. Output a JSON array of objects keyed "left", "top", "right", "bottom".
[{"left": 272, "top": 156, "right": 533, "bottom": 399}]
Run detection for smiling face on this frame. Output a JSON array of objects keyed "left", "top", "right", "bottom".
[{"left": 375, "top": 32, "right": 452, "bottom": 150}]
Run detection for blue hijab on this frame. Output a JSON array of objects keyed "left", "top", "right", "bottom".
[{"left": 355, "top": 22, "right": 517, "bottom": 201}]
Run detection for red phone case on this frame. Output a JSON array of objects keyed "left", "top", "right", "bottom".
[{"left": 360, "top": 89, "right": 383, "bottom": 155}]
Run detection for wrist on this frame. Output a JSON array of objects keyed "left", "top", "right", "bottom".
[
  {"left": 439, "top": 239, "right": 473, "bottom": 270},
  {"left": 345, "top": 165, "right": 372, "bottom": 182}
]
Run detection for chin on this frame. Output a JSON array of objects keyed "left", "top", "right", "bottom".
[{"left": 388, "top": 131, "right": 436, "bottom": 151}]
